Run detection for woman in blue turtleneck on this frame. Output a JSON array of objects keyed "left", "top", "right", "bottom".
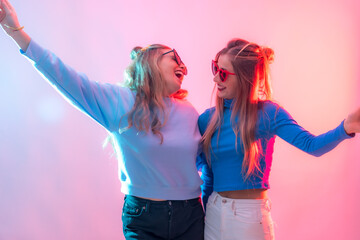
[{"left": 198, "top": 38, "right": 360, "bottom": 240}]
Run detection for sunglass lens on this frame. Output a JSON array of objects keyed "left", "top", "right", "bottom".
[
  {"left": 220, "top": 70, "right": 227, "bottom": 82},
  {"left": 174, "top": 50, "right": 181, "bottom": 65},
  {"left": 212, "top": 61, "right": 218, "bottom": 76}
]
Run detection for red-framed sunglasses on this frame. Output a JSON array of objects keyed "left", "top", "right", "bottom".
[
  {"left": 211, "top": 60, "right": 235, "bottom": 82},
  {"left": 163, "top": 49, "right": 187, "bottom": 75}
]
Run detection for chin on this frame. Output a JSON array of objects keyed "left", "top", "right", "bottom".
[
  {"left": 168, "top": 88, "right": 181, "bottom": 96},
  {"left": 216, "top": 92, "right": 226, "bottom": 99},
  {"left": 217, "top": 91, "right": 234, "bottom": 100}
]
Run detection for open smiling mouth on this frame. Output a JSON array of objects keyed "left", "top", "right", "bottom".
[
  {"left": 175, "top": 70, "right": 184, "bottom": 81},
  {"left": 217, "top": 85, "right": 225, "bottom": 91}
]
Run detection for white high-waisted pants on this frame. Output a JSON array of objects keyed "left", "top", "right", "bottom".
[{"left": 205, "top": 192, "right": 275, "bottom": 240}]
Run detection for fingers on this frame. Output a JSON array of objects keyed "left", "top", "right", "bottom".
[
  {"left": 1, "top": 0, "right": 9, "bottom": 13},
  {"left": 0, "top": 5, "right": 5, "bottom": 23},
  {"left": 2, "top": 0, "right": 13, "bottom": 13},
  {"left": 3, "top": 0, "right": 10, "bottom": 11},
  {"left": 0, "top": 0, "right": 17, "bottom": 19}
]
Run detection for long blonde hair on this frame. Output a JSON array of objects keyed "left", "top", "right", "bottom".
[
  {"left": 121, "top": 44, "right": 187, "bottom": 144},
  {"left": 202, "top": 39, "right": 274, "bottom": 179}
]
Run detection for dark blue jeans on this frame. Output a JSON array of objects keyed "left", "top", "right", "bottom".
[{"left": 122, "top": 195, "right": 204, "bottom": 240}]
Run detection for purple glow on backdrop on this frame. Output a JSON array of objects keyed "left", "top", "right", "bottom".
[{"left": 0, "top": 0, "right": 359, "bottom": 239}]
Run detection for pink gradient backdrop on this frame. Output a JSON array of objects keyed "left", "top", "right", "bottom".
[{"left": 0, "top": 0, "right": 359, "bottom": 239}]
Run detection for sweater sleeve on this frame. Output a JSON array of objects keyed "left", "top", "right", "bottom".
[
  {"left": 21, "top": 40, "right": 134, "bottom": 132},
  {"left": 197, "top": 110, "right": 214, "bottom": 210},
  {"left": 197, "top": 152, "right": 213, "bottom": 211},
  {"left": 270, "top": 104, "right": 354, "bottom": 157}
]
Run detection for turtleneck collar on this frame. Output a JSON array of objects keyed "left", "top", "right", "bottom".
[{"left": 224, "top": 99, "right": 234, "bottom": 108}]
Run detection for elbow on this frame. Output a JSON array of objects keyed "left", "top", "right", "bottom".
[{"left": 308, "top": 150, "right": 325, "bottom": 157}]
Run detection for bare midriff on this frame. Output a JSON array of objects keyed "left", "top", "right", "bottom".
[{"left": 218, "top": 189, "right": 268, "bottom": 199}]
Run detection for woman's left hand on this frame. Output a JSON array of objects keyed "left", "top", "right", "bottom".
[{"left": 344, "top": 108, "right": 360, "bottom": 135}]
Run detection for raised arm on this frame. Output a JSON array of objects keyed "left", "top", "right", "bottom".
[
  {"left": 0, "top": 0, "right": 133, "bottom": 132},
  {"left": 0, "top": 0, "right": 30, "bottom": 51},
  {"left": 269, "top": 103, "right": 356, "bottom": 157}
]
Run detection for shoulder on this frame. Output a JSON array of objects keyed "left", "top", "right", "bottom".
[
  {"left": 171, "top": 98, "right": 200, "bottom": 119},
  {"left": 199, "top": 107, "right": 215, "bottom": 122},
  {"left": 258, "top": 100, "right": 292, "bottom": 125},
  {"left": 112, "top": 83, "right": 135, "bottom": 100},
  {"left": 99, "top": 83, "right": 133, "bottom": 101},
  {"left": 116, "top": 84, "right": 133, "bottom": 95},
  {"left": 259, "top": 100, "right": 296, "bottom": 130},
  {"left": 260, "top": 100, "right": 280, "bottom": 112},
  {"left": 173, "top": 98, "right": 195, "bottom": 108},
  {"left": 259, "top": 100, "right": 288, "bottom": 117},
  {"left": 172, "top": 98, "right": 197, "bottom": 110},
  {"left": 104, "top": 84, "right": 135, "bottom": 114}
]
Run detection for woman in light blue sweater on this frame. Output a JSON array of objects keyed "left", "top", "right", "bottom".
[
  {"left": 0, "top": 1, "right": 204, "bottom": 239},
  {"left": 198, "top": 38, "right": 360, "bottom": 240}
]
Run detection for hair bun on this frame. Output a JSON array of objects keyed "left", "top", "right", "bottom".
[
  {"left": 262, "top": 47, "right": 274, "bottom": 64},
  {"left": 130, "top": 46, "right": 143, "bottom": 60}
]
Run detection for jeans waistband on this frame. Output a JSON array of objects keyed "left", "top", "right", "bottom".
[
  {"left": 209, "top": 192, "right": 272, "bottom": 210},
  {"left": 125, "top": 195, "right": 200, "bottom": 207}
]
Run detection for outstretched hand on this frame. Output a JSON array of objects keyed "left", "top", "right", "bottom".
[
  {"left": 0, "top": 0, "right": 30, "bottom": 51},
  {"left": 0, "top": 0, "right": 22, "bottom": 35},
  {"left": 344, "top": 108, "right": 360, "bottom": 135}
]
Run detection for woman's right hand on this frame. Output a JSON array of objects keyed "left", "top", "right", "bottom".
[
  {"left": 0, "top": 0, "right": 31, "bottom": 51},
  {"left": 0, "top": 0, "right": 23, "bottom": 36}
]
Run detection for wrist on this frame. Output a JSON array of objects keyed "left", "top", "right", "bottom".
[
  {"left": 7, "top": 27, "right": 23, "bottom": 37},
  {"left": 5, "top": 24, "right": 24, "bottom": 31},
  {"left": 8, "top": 29, "right": 31, "bottom": 52},
  {"left": 6, "top": 24, "right": 24, "bottom": 36}
]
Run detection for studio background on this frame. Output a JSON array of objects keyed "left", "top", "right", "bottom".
[{"left": 0, "top": 0, "right": 359, "bottom": 239}]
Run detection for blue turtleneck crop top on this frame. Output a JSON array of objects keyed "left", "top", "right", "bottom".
[{"left": 198, "top": 99, "right": 354, "bottom": 204}]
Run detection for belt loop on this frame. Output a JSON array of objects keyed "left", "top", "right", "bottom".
[
  {"left": 213, "top": 192, "right": 219, "bottom": 204},
  {"left": 231, "top": 200, "right": 237, "bottom": 216},
  {"left": 145, "top": 201, "right": 150, "bottom": 213}
]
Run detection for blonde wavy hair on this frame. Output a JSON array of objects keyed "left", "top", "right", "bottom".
[
  {"left": 120, "top": 44, "right": 187, "bottom": 144},
  {"left": 201, "top": 38, "right": 274, "bottom": 179}
]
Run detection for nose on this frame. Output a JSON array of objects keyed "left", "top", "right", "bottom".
[
  {"left": 179, "top": 62, "right": 188, "bottom": 75},
  {"left": 213, "top": 72, "right": 221, "bottom": 83}
]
